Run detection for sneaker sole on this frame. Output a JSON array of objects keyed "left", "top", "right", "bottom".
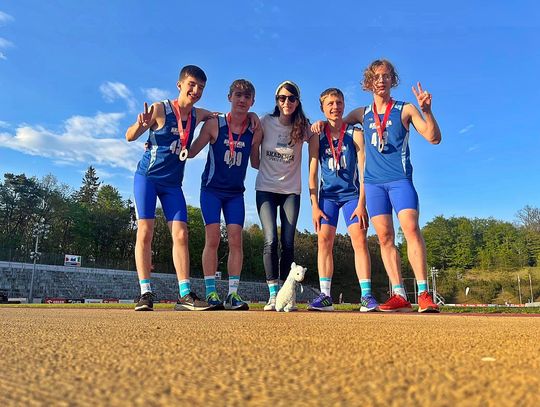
[
  {"left": 134, "top": 305, "right": 153, "bottom": 311},
  {"left": 174, "top": 304, "right": 214, "bottom": 311},
  {"left": 263, "top": 306, "right": 276, "bottom": 311},
  {"left": 224, "top": 303, "right": 249, "bottom": 311},
  {"left": 307, "top": 306, "right": 334, "bottom": 311},
  {"left": 418, "top": 307, "right": 440, "bottom": 313},
  {"left": 379, "top": 307, "right": 413, "bottom": 313},
  {"left": 209, "top": 303, "right": 225, "bottom": 311},
  {"left": 360, "top": 306, "right": 379, "bottom": 312}
]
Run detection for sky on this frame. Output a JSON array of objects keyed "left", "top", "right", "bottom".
[{"left": 1, "top": 0, "right": 540, "bottom": 236}]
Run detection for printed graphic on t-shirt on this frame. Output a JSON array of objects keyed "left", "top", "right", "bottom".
[{"left": 267, "top": 133, "right": 294, "bottom": 164}]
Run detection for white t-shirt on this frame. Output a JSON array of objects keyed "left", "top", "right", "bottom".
[{"left": 255, "top": 114, "right": 310, "bottom": 194}]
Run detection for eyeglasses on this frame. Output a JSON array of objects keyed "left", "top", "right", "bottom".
[
  {"left": 374, "top": 73, "right": 392, "bottom": 82},
  {"left": 276, "top": 95, "right": 299, "bottom": 103}
]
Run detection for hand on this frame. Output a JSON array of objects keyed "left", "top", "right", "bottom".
[
  {"left": 138, "top": 102, "right": 154, "bottom": 128},
  {"left": 310, "top": 120, "right": 325, "bottom": 135},
  {"left": 350, "top": 205, "right": 369, "bottom": 230},
  {"left": 412, "top": 82, "right": 432, "bottom": 113},
  {"left": 312, "top": 207, "right": 329, "bottom": 233},
  {"left": 247, "top": 112, "right": 260, "bottom": 130}
]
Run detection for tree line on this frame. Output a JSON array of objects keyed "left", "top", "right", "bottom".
[{"left": 1, "top": 167, "right": 539, "bottom": 302}]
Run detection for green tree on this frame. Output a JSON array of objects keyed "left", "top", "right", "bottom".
[{"left": 74, "top": 166, "right": 101, "bottom": 206}]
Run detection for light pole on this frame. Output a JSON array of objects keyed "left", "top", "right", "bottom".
[
  {"left": 517, "top": 275, "right": 522, "bottom": 305},
  {"left": 528, "top": 274, "right": 533, "bottom": 303},
  {"left": 28, "top": 218, "right": 50, "bottom": 303}
]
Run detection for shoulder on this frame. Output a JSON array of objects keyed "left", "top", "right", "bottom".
[{"left": 202, "top": 116, "right": 219, "bottom": 132}]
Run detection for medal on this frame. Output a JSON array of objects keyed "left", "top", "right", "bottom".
[
  {"left": 171, "top": 100, "right": 192, "bottom": 161},
  {"left": 324, "top": 122, "right": 346, "bottom": 175},
  {"left": 372, "top": 98, "right": 393, "bottom": 154},
  {"left": 226, "top": 113, "right": 248, "bottom": 169}
]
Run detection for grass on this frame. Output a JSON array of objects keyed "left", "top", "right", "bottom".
[{"left": 1, "top": 302, "right": 539, "bottom": 314}]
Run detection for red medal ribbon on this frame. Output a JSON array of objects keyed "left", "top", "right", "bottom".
[
  {"left": 325, "top": 122, "right": 346, "bottom": 171},
  {"left": 171, "top": 99, "right": 192, "bottom": 151},
  {"left": 226, "top": 113, "right": 248, "bottom": 163},
  {"left": 372, "top": 98, "right": 393, "bottom": 145}
]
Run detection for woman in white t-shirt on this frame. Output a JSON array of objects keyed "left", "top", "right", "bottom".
[{"left": 253, "top": 80, "right": 311, "bottom": 311}]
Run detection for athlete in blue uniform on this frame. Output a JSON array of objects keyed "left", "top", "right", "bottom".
[
  {"left": 307, "top": 88, "right": 375, "bottom": 312},
  {"left": 188, "top": 79, "right": 262, "bottom": 310},
  {"left": 344, "top": 59, "right": 442, "bottom": 313},
  {"left": 126, "top": 65, "right": 214, "bottom": 312}
]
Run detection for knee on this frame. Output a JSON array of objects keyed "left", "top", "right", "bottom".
[
  {"left": 172, "top": 228, "right": 188, "bottom": 246},
  {"left": 137, "top": 228, "right": 153, "bottom": 246},
  {"left": 318, "top": 234, "right": 334, "bottom": 251},
  {"left": 378, "top": 233, "right": 395, "bottom": 248},
  {"left": 205, "top": 235, "right": 220, "bottom": 251},
  {"left": 228, "top": 235, "right": 243, "bottom": 252},
  {"left": 263, "top": 237, "right": 278, "bottom": 253}
]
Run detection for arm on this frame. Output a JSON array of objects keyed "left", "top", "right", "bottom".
[
  {"left": 195, "top": 107, "right": 215, "bottom": 126},
  {"left": 125, "top": 102, "right": 159, "bottom": 142},
  {"left": 188, "top": 117, "right": 217, "bottom": 158},
  {"left": 407, "top": 82, "right": 442, "bottom": 144},
  {"left": 350, "top": 128, "right": 369, "bottom": 230},
  {"left": 308, "top": 135, "right": 328, "bottom": 232},
  {"left": 343, "top": 107, "right": 365, "bottom": 126},
  {"left": 250, "top": 126, "right": 263, "bottom": 169}
]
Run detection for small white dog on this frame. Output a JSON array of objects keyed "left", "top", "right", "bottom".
[{"left": 275, "top": 262, "right": 307, "bottom": 312}]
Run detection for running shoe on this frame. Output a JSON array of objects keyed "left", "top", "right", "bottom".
[
  {"left": 263, "top": 296, "right": 276, "bottom": 311},
  {"left": 360, "top": 294, "right": 379, "bottom": 312},
  {"left": 378, "top": 294, "right": 413, "bottom": 312},
  {"left": 135, "top": 292, "right": 154, "bottom": 311},
  {"left": 307, "top": 293, "right": 334, "bottom": 311},
  {"left": 224, "top": 292, "right": 249, "bottom": 310},
  {"left": 206, "top": 291, "right": 225, "bottom": 310},
  {"left": 174, "top": 291, "right": 213, "bottom": 311},
  {"left": 418, "top": 291, "right": 440, "bottom": 313}
]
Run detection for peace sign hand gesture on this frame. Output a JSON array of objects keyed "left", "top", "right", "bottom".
[
  {"left": 412, "top": 82, "right": 432, "bottom": 113},
  {"left": 138, "top": 102, "right": 155, "bottom": 128}
]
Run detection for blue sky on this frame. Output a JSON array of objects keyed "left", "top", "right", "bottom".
[{"left": 1, "top": 1, "right": 539, "bottom": 235}]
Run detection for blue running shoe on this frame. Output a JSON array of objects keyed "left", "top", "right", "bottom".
[
  {"left": 308, "top": 293, "right": 334, "bottom": 311},
  {"left": 224, "top": 292, "right": 249, "bottom": 310},
  {"left": 360, "top": 295, "right": 379, "bottom": 312},
  {"left": 206, "top": 291, "right": 225, "bottom": 310}
]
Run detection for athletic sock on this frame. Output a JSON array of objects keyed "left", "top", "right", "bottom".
[
  {"left": 267, "top": 280, "right": 279, "bottom": 298},
  {"left": 392, "top": 284, "right": 407, "bottom": 300},
  {"left": 178, "top": 279, "right": 191, "bottom": 298},
  {"left": 204, "top": 276, "right": 217, "bottom": 297},
  {"left": 417, "top": 280, "right": 428, "bottom": 295},
  {"left": 139, "top": 279, "right": 152, "bottom": 295},
  {"left": 359, "top": 279, "right": 372, "bottom": 297},
  {"left": 228, "top": 275, "right": 240, "bottom": 295},
  {"left": 320, "top": 277, "right": 332, "bottom": 297}
]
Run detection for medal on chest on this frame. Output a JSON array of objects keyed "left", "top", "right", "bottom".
[{"left": 171, "top": 100, "right": 192, "bottom": 161}]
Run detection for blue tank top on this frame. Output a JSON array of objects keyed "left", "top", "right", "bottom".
[
  {"left": 319, "top": 124, "right": 359, "bottom": 201},
  {"left": 363, "top": 100, "right": 412, "bottom": 183},
  {"left": 135, "top": 100, "right": 196, "bottom": 186},
  {"left": 201, "top": 114, "right": 254, "bottom": 197}
]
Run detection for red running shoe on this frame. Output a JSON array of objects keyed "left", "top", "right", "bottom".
[
  {"left": 379, "top": 294, "right": 413, "bottom": 312},
  {"left": 418, "top": 291, "right": 440, "bottom": 313}
]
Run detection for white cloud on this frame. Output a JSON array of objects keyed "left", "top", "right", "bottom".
[
  {"left": 0, "top": 112, "right": 143, "bottom": 172},
  {"left": 0, "top": 37, "right": 13, "bottom": 48},
  {"left": 459, "top": 124, "right": 474, "bottom": 134},
  {"left": 0, "top": 11, "right": 14, "bottom": 24},
  {"left": 142, "top": 87, "right": 170, "bottom": 102},
  {"left": 100, "top": 82, "right": 137, "bottom": 112},
  {"left": 467, "top": 145, "right": 479, "bottom": 153},
  {"left": 0, "top": 52, "right": 6, "bottom": 60},
  {"left": 0, "top": 120, "right": 8, "bottom": 128}
]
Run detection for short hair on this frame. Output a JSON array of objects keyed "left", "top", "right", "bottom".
[
  {"left": 228, "top": 79, "right": 255, "bottom": 97},
  {"left": 362, "top": 59, "right": 399, "bottom": 91},
  {"left": 179, "top": 65, "right": 207, "bottom": 83},
  {"left": 319, "top": 88, "right": 344, "bottom": 108}
]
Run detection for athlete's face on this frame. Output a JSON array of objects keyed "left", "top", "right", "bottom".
[
  {"left": 177, "top": 75, "right": 206, "bottom": 104},
  {"left": 228, "top": 88, "right": 255, "bottom": 114},
  {"left": 372, "top": 66, "right": 392, "bottom": 97},
  {"left": 276, "top": 87, "right": 299, "bottom": 117},
  {"left": 321, "top": 95, "right": 344, "bottom": 121}
]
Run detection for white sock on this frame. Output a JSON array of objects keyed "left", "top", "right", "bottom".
[{"left": 320, "top": 277, "right": 332, "bottom": 297}]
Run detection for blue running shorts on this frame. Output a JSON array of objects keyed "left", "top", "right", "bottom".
[
  {"left": 364, "top": 179, "right": 419, "bottom": 217},
  {"left": 200, "top": 189, "right": 245, "bottom": 226},
  {"left": 319, "top": 197, "right": 360, "bottom": 228}
]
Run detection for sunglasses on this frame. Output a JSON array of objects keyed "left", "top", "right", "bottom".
[{"left": 276, "top": 94, "right": 299, "bottom": 103}]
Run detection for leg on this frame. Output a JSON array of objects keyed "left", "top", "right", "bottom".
[
  {"left": 226, "top": 224, "right": 243, "bottom": 278},
  {"left": 371, "top": 214, "right": 402, "bottom": 287},
  {"left": 343, "top": 199, "right": 371, "bottom": 281},
  {"left": 397, "top": 209, "right": 427, "bottom": 281},
  {"left": 169, "top": 221, "right": 190, "bottom": 281},
  {"left": 200, "top": 189, "right": 223, "bottom": 278},
  {"left": 135, "top": 219, "right": 154, "bottom": 282},
  {"left": 256, "top": 191, "right": 279, "bottom": 281},
  {"left": 279, "top": 193, "right": 301, "bottom": 281}
]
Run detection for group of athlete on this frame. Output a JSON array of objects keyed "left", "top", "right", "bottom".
[{"left": 126, "top": 59, "right": 442, "bottom": 314}]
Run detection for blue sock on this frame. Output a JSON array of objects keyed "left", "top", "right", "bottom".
[
  {"left": 359, "top": 279, "right": 372, "bottom": 297},
  {"left": 417, "top": 280, "right": 428, "bottom": 295},
  {"left": 393, "top": 284, "right": 407, "bottom": 300},
  {"left": 320, "top": 277, "right": 332, "bottom": 297},
  {"left": 267, "top": 280, "right": 279, "bottom": 298},
  {"left": 139, "top": 279, "right": 152, "bottom": 295},
  {"left": 204, "top": 276, "right": 216, "bottom": 297},
  {"left": 178, "top": 279, "right": 191, "bottom": 298},
  {"left": 228, "top": 275, "right": 240, "bottom": 295}
]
